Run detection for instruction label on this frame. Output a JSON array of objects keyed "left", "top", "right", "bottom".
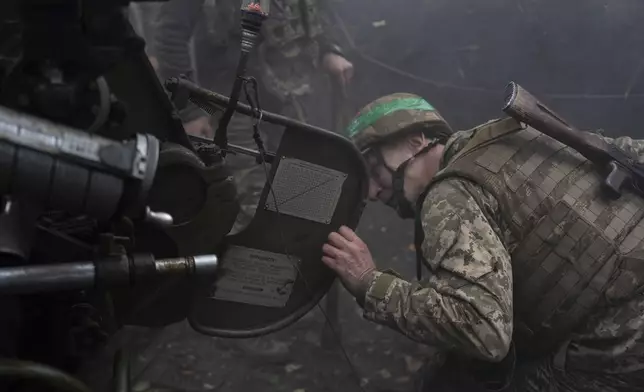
[{"left": 211, "top": 246, "right": 300, "bottom": 308}]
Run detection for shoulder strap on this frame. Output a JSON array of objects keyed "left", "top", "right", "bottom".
[
  {"left": 450, "top": 117, "right": 525, "bottom": 164},
  {"left": 414, "top": 184, "right": 436, "bottom": 281}
]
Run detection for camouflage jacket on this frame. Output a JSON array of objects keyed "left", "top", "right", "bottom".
[{"left": 361, "top": 123, "right": 644, "bottom": 391}]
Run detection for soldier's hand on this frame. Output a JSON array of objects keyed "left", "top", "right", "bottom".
[
  {"left": 322, "top": 53, "right": 354, "bottom": 87},
  {"left": 322, "top": 226, "right": 376, "bottom": 300},
  {"left": 184, "top": 116, "right": 214, "bottom": 139}
]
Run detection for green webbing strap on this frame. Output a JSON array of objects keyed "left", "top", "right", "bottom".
[
  {"left": 381, "top": 268, "right": 402, "bottom": 278},
  {"left": 370, "top": 272, "right": 398, "bottom": 300},
  {"left": 346, "top": 97, "right": 436, "bottom": 138}
]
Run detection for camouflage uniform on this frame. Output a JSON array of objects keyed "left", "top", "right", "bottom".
[
  {"left": 128, "top": 2, "right": 161, "bottom": 49},
  {"left": 153, "top": 0, "right": 344, "bottom": 233},
  {"left": 349, "top": 95, "right": 644, "bottom": 391}
]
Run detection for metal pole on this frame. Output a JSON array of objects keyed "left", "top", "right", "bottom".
[
  {"left": 0, "top": 261, "right": 96, "bottom": 294},
  {"left": 0, "top": 254, "right": 218, "bottom": 295},
  {"left": 165, "top": 77, "right": 332, "bottom": 135}
]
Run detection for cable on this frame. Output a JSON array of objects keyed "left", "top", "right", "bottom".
[
  {"left": 242, "top": 78, "right": 368, "bottom": 392},
  {"left": 331, "top": 9, "right": 644, "bottom": 100}
]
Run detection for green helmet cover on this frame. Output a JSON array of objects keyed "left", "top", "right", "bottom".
[{"left": 346, "top": 93, "right": 453, "bottom": 153}]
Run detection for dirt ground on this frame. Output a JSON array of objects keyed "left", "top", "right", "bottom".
[{"left": 83, "top": 203, "right": 433, "bottom": 392}]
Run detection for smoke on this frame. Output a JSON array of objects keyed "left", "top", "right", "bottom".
[
  {"left": 333, "top": 0, "right": 644, "bottom": 136},
  {"left": 130, "top": 0, "right": 644, "bottom": 136}
]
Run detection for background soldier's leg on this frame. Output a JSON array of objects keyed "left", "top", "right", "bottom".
[
  {"left": 127, "top": 2, "right": 161, "bottom": 65},
  {"left": 224, "top": 112, "right": 269, "bottom": 235}
]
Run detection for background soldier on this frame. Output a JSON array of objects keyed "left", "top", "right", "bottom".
[
  {"left": 153, "top": 0, "right": 353, "bottom": 234},
  {"left": 127, "top": 2, "right": 161, "bottom": 69},
  {"left": 322, "top": 93, "right": 644, "bottom": 391}
]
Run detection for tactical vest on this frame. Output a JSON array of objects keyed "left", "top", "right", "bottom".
[
  {"left": 203, "top": 0, "right": 324, "bottom": 105},
  {"left": 258, "top": 0, "right": 324, "bottom": 105},
  {"left": 261, "top": 0, "right": 324, "bottom": 53},
  {"left": 203, "top": 0, "right": 323, "bottom": 50},
  {"left": 202, "top": 0, "right": 323, "bottom": 57},
  {"left": 421, "top": 117, "right": 644, "bottom": 357}
]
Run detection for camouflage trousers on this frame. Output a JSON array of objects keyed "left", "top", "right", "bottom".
[
  {"left": 222, "top": 112, "right": 274, "bottom": 235},
  {"left": 418, "top": 291, "right": 644, "bottom": 392},
  {"left": 127, "top": 3, "right": 161, "bottom": 46},
  {"left": 418, "top": 358, "right": 644, "bottom": 392},
  {"left": 508, "top": 287, "right": 644, "bottom": 392}
]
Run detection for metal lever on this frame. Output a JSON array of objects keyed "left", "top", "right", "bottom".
[
  {"left": 603, "top": 161, "right": 628, "bottom": 199},
  {"left": 144, "top": 207, "right": 174, "bottom": 227}
]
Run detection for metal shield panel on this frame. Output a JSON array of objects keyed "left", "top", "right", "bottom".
[{"left": 188, "top": 121, "right": 368, "bottom": 337}]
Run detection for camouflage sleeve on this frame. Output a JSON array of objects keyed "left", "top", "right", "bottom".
[
  {"left": 362, "top": 179, "right": 513, "bottom": 362},
  {"left": 152, "top": 0, "right": 205, "bottom": 123},
  {"left": 314, "top": 0, "right": 344, "bottom": 58}
]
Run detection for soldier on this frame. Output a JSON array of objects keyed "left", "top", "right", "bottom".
[
  {"left": 322, "top": 93, "right": 644, "bottom": 391},
  {"left": 153, "top": 0, "right": 353, "bottom": 233},
  {"left": 128, "top": 2, "right": 161, "bottom": 70}
]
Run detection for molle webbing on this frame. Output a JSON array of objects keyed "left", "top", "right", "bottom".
[
  {"left": 428, "top": 118, "right": 644, "bottom": 356},
  {"left": 262, "top": 0, "right": 323, "bottom": 49}
]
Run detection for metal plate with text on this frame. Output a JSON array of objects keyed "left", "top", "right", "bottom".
[{"left": 211, "top": 246, "right": 300, "bottom": 308}]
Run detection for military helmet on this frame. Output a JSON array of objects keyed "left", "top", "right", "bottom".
[{"left": 345, "top": 93, "right": 453, "bottom": 153}]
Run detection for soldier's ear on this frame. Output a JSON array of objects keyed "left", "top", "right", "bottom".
[{"left": 406, "top": 133, "right": 425, "bottom": 152}]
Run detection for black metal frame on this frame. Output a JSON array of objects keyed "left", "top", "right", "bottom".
[{"left": 170, "top": 78, "right": 370, "bottom": 338}]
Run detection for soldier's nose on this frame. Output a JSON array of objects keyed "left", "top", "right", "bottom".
[{"left": 367, "top": 179, "right": 381, "bottom": 201}]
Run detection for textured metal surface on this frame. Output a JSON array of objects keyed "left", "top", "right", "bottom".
[
  {"left": 0, "top": 105, "right": 105, "bottom": 165},
  {"left": 265, "top": 157, "right": 347, "bottom": 224}
]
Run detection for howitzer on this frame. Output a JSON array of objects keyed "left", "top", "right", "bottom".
[
  {"left": 503, "top": 81, "right": 644, "bottom": 199},
  {"left": 0, "top": 1, "right": 368, "bottom": 390}
]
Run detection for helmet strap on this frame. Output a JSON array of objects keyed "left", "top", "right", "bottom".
[{"left": 377, "top": 141, "right": 438, "bottom": 219}]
